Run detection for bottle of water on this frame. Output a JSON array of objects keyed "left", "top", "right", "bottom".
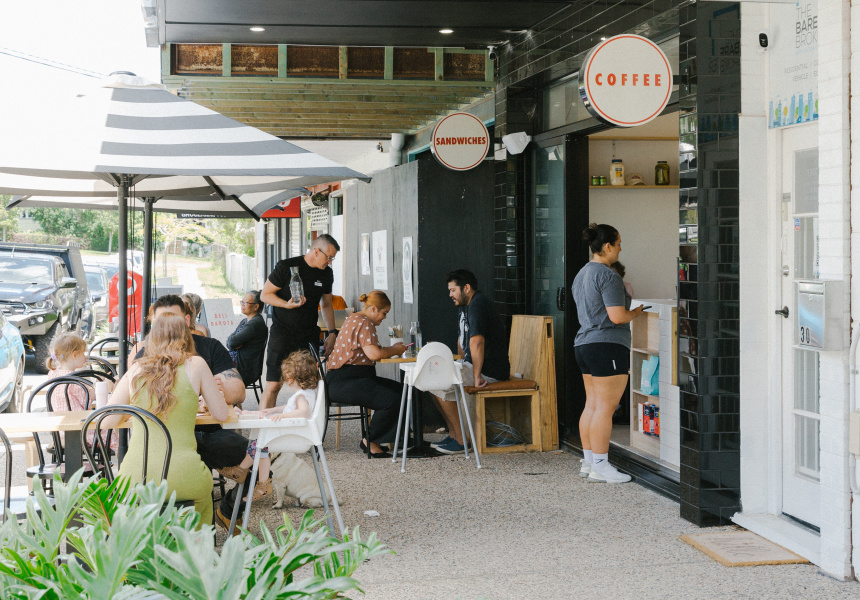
[
  {"left": 289, "top": 266, "right": 303, "bottom": 303},
  {"left": 409, "top": 321, "right": 418, "bottom": 356},
  {"left": 414, "top": 321, "right": 423, "bottom": 352}
]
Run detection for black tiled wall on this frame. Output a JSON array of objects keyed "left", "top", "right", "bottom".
[{"left": 677, "top": 1, "right": 741, "bottom": 526}]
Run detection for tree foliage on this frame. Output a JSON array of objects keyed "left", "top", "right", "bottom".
[{"left": 0, "top": 195, "right": 21, "bottom": 236}]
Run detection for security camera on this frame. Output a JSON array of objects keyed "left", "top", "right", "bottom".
[
  {"left": 759, "top": 31, "right": 768, "bottom": 48},
  {"left": 502, "top": 132, "right": 531, "bottom": 155},
  {"left": 488, "top": 45, "right": 497, "bottom": 62}
]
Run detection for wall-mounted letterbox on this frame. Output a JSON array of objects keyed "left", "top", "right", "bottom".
[{"left": 797, "top": 280, "right": 844, "bottom": 351}]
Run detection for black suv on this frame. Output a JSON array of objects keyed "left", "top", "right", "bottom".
[{"left": 0, "top": 244, "right": 92, "bottom": 373}]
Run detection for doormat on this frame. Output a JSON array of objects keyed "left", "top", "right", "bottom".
[{"left": 680, "top": 531, "right": 809, "bottom": 567}]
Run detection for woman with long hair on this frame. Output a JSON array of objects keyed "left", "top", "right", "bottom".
[
  {"left": 326, "top": 291, "right": 408, "bottom": 457},
  {"left": 106, "top": 315, "right": 229, "bottom": 524},
  {"left": 572, "top": 223, "right": 645, "bottom": 484}
]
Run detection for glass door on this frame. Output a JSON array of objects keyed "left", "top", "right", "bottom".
[{"left": 530, "top": 144, "right": 566, "bottom": 397}]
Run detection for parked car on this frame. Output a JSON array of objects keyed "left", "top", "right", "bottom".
[
  {"left": 0, "top": 311, "right": 24, "bottom": 413},
  {"left": 0, "top": 244, "right": 92, "bottom": 373},
  {"left": 83, "top": 264, "right": 109, "bottom": 329}
]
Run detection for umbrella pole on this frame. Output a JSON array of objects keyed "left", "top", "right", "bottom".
[
  {"left": 117, "top": 176, "right": 130, "bottom": 463},
  {"left": 141, "top": 198, "right": 155, "bottom": 336}
]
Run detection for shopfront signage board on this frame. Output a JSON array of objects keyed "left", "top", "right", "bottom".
[
  {"left": 578, "top": 35, "right": 673, "bottom": 128},
  {"left": 430, "top": 112, "right": 490, "bottom": 171}
]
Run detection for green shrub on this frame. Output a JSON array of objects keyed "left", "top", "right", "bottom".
[{"left": 0, "top": 470, "right": 390, "bottom": 599}]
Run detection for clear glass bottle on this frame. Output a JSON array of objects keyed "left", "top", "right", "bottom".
[
  {"left": 289, "top": 266, "right": 303, "bottom": 303},
  {"left": 409, "top": 321, "right": 418, "bottom": 356},
  {"left": 414, "top": 321, "right": 423, "bottom": 352}
]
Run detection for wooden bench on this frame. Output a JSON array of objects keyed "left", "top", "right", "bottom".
[{"left": 464, "top": 315, "right": 558, "bottom": 454}]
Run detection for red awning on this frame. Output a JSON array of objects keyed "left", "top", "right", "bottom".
[{"left": 261, "top": 195, "right": 301, "bottom": 218}]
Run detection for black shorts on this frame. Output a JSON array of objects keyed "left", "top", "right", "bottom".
[
  {"left": 265, "top": 330, "right": 318, "bottom": 382},
  {"left": 575, "top": 343, "right": 630, "bottom": 377}
]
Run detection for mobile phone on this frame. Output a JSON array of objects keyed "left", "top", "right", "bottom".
[
  {"left": 641, "top": 305, "right": 652, "bottom": 310},
  {"left": 403, "top": 342, "right": 415, "bottom": 348}
]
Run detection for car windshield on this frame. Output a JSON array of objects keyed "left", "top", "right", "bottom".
[
  {"left": 85, "top": 271, "right": 105, "bottom": 292},
  {"left": 0, "top": 256, "right": 53, "bottom": 284}
]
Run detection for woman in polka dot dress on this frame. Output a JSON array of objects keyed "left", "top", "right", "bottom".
[{"left": 326, "top": 291, "right": 408, "bottom": 458}]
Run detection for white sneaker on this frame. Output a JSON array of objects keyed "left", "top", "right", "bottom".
[
  {"left": 579, "top": 460, "right": 592, "bottom": 478},
  {"left": 587, "top": 462, "right": 631, "bottom": 484}
]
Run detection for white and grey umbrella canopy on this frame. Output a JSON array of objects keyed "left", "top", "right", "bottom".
[
  {"left": 0, "top": 73, "right": 367, "bottom": 187},
  {"left": 0, "top": 73, "right": 369, "bottom": 372}
]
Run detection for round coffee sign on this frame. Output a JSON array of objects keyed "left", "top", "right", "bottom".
[
  {"left": 431, "top": 112, "right": 490, "bottom": 171},
  {"left": 579, "top": 35, "right": 673, "bottom": 127}
]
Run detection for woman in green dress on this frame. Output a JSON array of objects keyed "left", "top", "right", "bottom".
[{"left": 106, "top": 315, "right": 229, "bottom": 525}]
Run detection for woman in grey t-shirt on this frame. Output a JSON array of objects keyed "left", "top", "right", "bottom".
[{"left": 571, "top": 223, "right": 645, "bottom": 484}]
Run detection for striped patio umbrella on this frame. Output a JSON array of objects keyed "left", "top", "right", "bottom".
[{"left": 0, "top": 73, "right": 368, "bottom": 372}]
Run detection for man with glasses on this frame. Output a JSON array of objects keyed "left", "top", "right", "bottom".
[
  {"left": 259, "top": 234, "right": 339, "bottom": 409},
  {"left": 227, "top": 290, "right": 268, "bottom": 385}
]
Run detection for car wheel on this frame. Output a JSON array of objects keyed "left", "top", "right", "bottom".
[
  {"left": 3, "top": 356, "right": 24, "bottom": 413},
  {"left": 33, "top": 321, "right": 61, "bottom": 375}
]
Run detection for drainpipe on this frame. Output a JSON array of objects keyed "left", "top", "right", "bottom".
[{"left": 390, "top": 133, "right": 405, "bottom": 167}]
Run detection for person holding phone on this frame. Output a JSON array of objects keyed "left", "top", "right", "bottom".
[
  {"left": 326, "top": 290, "right": 407, "bottom": 457},
  {"left": 572, "top": 223, "right": 645, "bottom": 484}
]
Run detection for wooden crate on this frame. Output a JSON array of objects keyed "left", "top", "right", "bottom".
[
  {"left": 475, "top": 389, "right": 541, "bottom": 454},
  {"left": 507, "top": 315, "right": 558, "bottom": 451}
]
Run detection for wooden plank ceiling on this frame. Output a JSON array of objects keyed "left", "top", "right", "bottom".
[{"left": 163, "top": 44, "right": 495, "bottom": 139}]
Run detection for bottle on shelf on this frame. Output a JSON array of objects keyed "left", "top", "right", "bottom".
[
  {"left": 609, "top": 159, "right": 625, "bottom": 186},
  {"left": 289, "top": 266, "right": 303, "bottom": 303},
  {"left": 655, "top": 160, "right": 670, "bottom": 185}
]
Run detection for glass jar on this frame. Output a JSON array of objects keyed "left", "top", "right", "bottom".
[
  {"left": 609, "top": 159, "right": 625, "bottom": 186},
  {"left": 655, "top": 161, "right": 670, "bottom": 185}
]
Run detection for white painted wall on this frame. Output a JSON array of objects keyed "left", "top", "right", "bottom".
[
  {"left": 736, "top": 0, "right": 855, "bottom": 581},
  {"left": 588, "top": 191, "right": 679, "bottom": 301}
]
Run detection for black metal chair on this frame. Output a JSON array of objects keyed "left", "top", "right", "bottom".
[
  {"left": 82, "top": 405, "right": 171, "bottom": 485},
  {"left": 84, "top": 357, "right": 117, "bottom": 379},
  {"left": 0, "top": 427, "right": 29, "bottom": 523},
  {"left": 308, "top": 343, "right": 371, "bottom": 458},
  {"left": 88, "top": 336, "right": 119, "bottom": 358},
  {"left": 25, "top": 376, "right": 95, "bottom": 495}
]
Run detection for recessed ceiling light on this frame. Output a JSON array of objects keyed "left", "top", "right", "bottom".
[
  {"left": 250, "top": 26, "right": 265, "bottom": 32},
  {"left": 439, "top": 28, "right": 454, "bottom": 34}
]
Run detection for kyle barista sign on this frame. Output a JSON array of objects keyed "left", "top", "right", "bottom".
[{"left": 578, "top": 34, "right": 673, "bottom": 127}]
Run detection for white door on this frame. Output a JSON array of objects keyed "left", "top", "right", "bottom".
[{"left": 780, "top": 123, "right": 819, "bottom": 527}]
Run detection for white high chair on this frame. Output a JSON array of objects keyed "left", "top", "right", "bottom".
[
  {"left": 392, "top": 342, "right": 481, "bottom": 473},
  {"left": 240, "top": 380, "right": 344, "bottom": 536}
]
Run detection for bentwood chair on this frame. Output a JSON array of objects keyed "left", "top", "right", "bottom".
[
  {"left": 393, "top": 342, "right": 481, "bottom": 473},
  {"left": 25, "top": 376, "right": 95, "bottom": 495},
  {"left": 0, "top": 426, "right": 30, "bottom": 523}
]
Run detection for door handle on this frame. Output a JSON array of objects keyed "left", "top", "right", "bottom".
[
  {"left": 556, "top": 287, "right": 565, "bottom": 311},
  {"left": 775, "top": 306, "right": 789, "bottom": 318}
]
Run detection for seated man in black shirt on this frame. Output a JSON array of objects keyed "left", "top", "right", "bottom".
[
  {"left": 430, "top": 270, "right": 510, "bottom": 455},
  {"left": 131, "top": 295, "right": 249, "bottom": 527}
]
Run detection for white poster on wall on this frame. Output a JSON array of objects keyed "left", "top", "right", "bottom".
[
  {"left": 331, "top": 214, "right": 344, "bottom": 297},
  {"left": 767, "top": 0, "right": 818, "bottom": 129},
  {"left": 372, "top": 230, "right": 388, "bottom": 290},
  {"left": 360, "top": 233, "right": 371, "bottom": 275},
  {"left": 402, "top": 236, "right": 414, "bottom": 304}
]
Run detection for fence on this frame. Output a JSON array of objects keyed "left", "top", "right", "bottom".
[{"left": 224, "top": 252, "right": 256, "bottom": 294}]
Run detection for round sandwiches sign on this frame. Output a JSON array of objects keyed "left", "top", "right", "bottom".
[
  {"left": 431, "top": 112, "right": 490, "bottom": 171},
  {"left": 578, "top": 35, "right": 673, "bottom": 127}
]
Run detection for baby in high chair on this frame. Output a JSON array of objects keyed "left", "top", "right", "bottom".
[{"left": 228, "top": 349, "right": 319, "bottom": 501}]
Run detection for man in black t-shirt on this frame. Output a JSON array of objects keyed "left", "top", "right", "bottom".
[
  {"left": 259, "top": 234, "right": 339, "bottom": 409},
  {"left": 430, "top": 270, "right": 511, "bottom": 455}
]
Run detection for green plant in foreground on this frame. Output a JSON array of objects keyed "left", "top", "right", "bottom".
[{"left": 0, "top": 470, "right": 391, "bottom": 599}]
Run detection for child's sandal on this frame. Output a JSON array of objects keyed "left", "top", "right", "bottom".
[
  {"left": 252, "top": 479, "right": 273, "bottom": 501},
  {"left": 219, "top": 465, "right": 249, "bottom": 483}
]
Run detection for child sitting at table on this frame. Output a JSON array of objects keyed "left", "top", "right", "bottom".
[
  {"left": 46, "top": 333, "right": 117, "bottom": 452},
  {"left": 224, "top": 350, "right": 319, "bottom": 501}
]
